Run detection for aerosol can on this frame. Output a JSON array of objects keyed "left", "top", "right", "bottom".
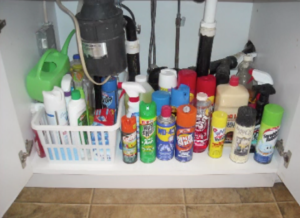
[{"left": 118, "top": 82, "right": 146, "bottom": 151}]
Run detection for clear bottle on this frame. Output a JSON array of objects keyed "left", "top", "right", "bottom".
[
  {"left": 236, "top": 55, "right": 253, "bottom": 90},
  {"left": 71, "top": 54, "right": 84, "bottom": 89},
  {"left": 194, "top": 92, "right": 211, "bottom": 153},
  {"left": 135, "top": 75, "right": 154, "bottom": 103}
]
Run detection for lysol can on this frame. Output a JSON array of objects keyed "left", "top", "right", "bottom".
[
  {"left": 157, "top": 106, "right": 176, "bottom": 161},
  {"left": 175, "top": 105, "right": 197, "bottom": 162}
]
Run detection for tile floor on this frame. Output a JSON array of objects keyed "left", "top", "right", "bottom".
[{"left": 4, "top": 183, "right": 299, "bottom": 218}]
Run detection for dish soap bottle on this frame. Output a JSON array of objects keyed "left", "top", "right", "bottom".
[{"left": 214, "top": 75, "right": 249, "bottom": 145}]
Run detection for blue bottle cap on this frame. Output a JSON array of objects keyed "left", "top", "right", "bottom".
[
  {"left": 73, "top": 54, "right": 80, "bottom": 60},
  {"left": 171, "top": 84, "right": 190, "bottom": 108},
  {"left": 152, "top": 91, "right": 171, "bottom": 116},
  {"left": 101, "top": 76, "right": 117, "bottom": 92}
]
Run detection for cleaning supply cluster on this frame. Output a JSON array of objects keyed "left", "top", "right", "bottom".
[{"left": 121, "top": 66, "right": 284, "bottom": 165}]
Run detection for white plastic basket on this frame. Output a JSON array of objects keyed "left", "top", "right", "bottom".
[{"left": 31, "top": 71, "right": 127, "bottom": 164}]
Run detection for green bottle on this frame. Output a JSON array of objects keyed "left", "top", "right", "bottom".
[{"left": 139, "top": 101, "right": 157, "bottom": 163}]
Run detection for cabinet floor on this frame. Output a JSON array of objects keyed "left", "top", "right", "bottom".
[{"left": 4, "top": 183, "right": 298, "bottom": 218}]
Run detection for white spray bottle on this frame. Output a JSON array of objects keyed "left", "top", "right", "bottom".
[
  {"left": 249, "top": 69, "right": 274, "bottom": 85},
  {"left": 118, "top": 82, "right": 146, "bottom": 151}
]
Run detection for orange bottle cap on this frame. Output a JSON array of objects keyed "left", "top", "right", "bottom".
[
  {"left": 121, "top": 115, "right": 137, "bottom": 133},
  {"left": 177, "top": 104, "right": 197, "bottom": 127}
]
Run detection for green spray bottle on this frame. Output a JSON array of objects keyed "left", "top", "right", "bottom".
[{"left": 140, "top": 101, "right": 157, "bottom": 163}]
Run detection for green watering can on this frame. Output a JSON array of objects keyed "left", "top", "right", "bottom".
[{"left": 26, "top": 30, "right": 75, "bottom": 102}]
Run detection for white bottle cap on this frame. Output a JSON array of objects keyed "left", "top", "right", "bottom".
[
  {"left": 159, "top": 69, "right": 177, "bottom": 90},
  {"left": 135, "top": 74, "right": 147, "bottom": 83},
  {"left": 197, "top": 92, "right": 208, "bottom": 101},
  {"left": 243, "top": 55, "right": 253, "bottom": 62}
]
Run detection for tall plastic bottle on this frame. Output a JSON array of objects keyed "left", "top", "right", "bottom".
[
  {"left": 43, "top": 86, "right": 69, "bottom": 145},
  {"left": 102, "top": 76, "right": 118, "bottom": 122},
  {"left": 71, "top": 54, "right": 84, "bottom": 89},
  {"left": 68, "top": 90, "right": 89, "bottom": 160},
  {"left": 118, "top": 82, "right": 146, "bottom": 151},
  {"left": 61, "top": 74, "right": 73, "bottom": 109},
  {"left": 194, "top": 92, "right": 211, "bottom": 153},
  {"left": 214, "top": 76, "right": 249, "bottom": 145},
  {"left": 236, "top": 55, "right": 253, "bottom": 90},
  {"left": 135, "top": 75, "right": 154, "bottom": 103},
  {"left": 140, "top": 101, "right": 157, "bottom": 163}
]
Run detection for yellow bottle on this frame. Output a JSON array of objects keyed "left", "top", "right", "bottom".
[{"left": 208, "top": 111, "right": 228, "bottom": 158}]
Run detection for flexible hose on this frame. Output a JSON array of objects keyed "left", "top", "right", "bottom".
[
  {"left": 56, "top": 0, "right": 111, "bottom": 86},
  {"left": 121, "top": 4, "right": 136, "bottom": 24}
]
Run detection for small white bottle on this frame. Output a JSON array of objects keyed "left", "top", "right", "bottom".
[{"left": 68, "top": 90, "right": 88, "bottom": 146}]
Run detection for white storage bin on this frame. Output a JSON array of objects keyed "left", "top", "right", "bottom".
[{"left": 31, "top": 84, "right": 124, "bottom": 164}]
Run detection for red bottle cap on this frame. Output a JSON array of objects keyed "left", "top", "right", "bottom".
[
  {"left": 196, "top": 75, "right": 216, "bottom": 97},
  {"left": 161, "top": 105, "right": 172, "bottom": 118},
  {"left": 177, "top": 69, "right": 197, "bottom": 94},
  {"left": 229, "top": 75, "right": 239, "bottom": 86}
]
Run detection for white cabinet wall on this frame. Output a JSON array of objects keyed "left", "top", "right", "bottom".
[{"left": 1, "top": 0, "right": 300, "bottom": 216}]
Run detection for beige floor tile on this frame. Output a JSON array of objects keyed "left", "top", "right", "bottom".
[
  {"left": 185, "top": 188, "right": 242, "bottom": 204},
  {"left": 187, "top": 203, "right": 282, "bottom": 218},
  {"left": 89, "top": 205, "right": 185, "bottom": 218},
  {"left": 278, "top": 202, "right": 300, "bottom": 218},
  {"left": 15, "top": 187, "right": 93, "bottom": 204},
  {"left": 236, "top": 188, "right": 274, "bottom": 203},
  {"left": 272, "top": 183, "right": 295, "bottom": 202},
  {"left": 92, "top": 189, "right": 184, "bottom": 204},
  {"left": 3, "top": 202, "right": 89, "bottom": 218}
]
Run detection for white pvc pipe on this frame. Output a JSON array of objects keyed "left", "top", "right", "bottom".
[{"left": 203, "top": 0, "right": 218, "bottom": 24}]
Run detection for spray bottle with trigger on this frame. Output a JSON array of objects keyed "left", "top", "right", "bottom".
[
  {"left": 118, "top": 82, "right": 146, "bottom": 152},
  {"left": 248, "top": 69, "right": 276, "bottom": 153}
]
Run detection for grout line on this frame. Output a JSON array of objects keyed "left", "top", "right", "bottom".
[
  {"left": 90, "top": 203, "right": 186, "bottom": 206},
  {"left": 87, "top": 205, "right": 91, "bottom": 218},
  {"left": 12, "top": 202, "right": 90, "bottom": 206},
  {"left": 185, "top": 202, "right": 280, "bottom": 206},
  {"left": 88, "top": 189, "right": 95, "bottom": 218},
  {"left": 268, "top": 188, "right": 283, "bottom": 218},
  {"left": 182, "top": 189, "right": 187, "bottom": 218}
]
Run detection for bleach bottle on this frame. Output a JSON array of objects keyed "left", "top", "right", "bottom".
[{"left": 118, "top": 82, "right": 146, "bottom": 151}]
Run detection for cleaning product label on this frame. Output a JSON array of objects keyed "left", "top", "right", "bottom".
[
  {"left": 46, "top": 109, "right": 69, "bottom": 145},
  {"left": 194, "top": 109, "right": 210, "bottom": 151},
  {"left": 140, "top": 117, "right": 157, "bottom": 163},
  {"left": 102, "top": 91, "right": 116, "bottom": 110},
  {"left": 254, "top": 124, "right": 280, "bottom": 164},
  {"left": 156, "top": 121, "right": 176, "bottom": 161},
  {"left": 209, "top": 127, "right": 226, "bottom": 158},
  {"left": 122, "top": 131, "right": 137, "bottom": 163},
  {"left": 225, "top": 114, "right": 237, "bottom": 144},
  {"left": 159, "top": 86, "right": 171, "bottom": 93},
  {"left": 251, "top": 124, "right": 260, "bottom": 146},
  {"left": 175, "top": 125, "right": 195, "bottom": 162}
]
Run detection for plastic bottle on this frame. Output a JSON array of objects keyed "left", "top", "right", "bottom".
[
  {"left": 171, "top": 84, "right": 190, "bottom": 118},
  {"left": 61, "top": 74, "right": 73, "bottom": 108},
  {"left": 159, "top": 69, "right": 177, "bottom": 93},
  {"left": 68, "top": 90, "right": 88, "bottom": 146},
  {"left": 83, "top": 76, "right": 94, "bottom": 122},
  {"left": 118, "top": 82, "right": 146, "bottom": 151},
  {"left": 102, "top": 76, "right": 118, "bottom": 121},
  {"left": 208, "top": 111, "right": 227, "bottom": 158},
  {"left": 177, "top": 69, "right": 197, "bottom": 105},
  {"left": 250, "top": 84, "right": 276, "bottom": 153},
  {"left": 196, "top": 75, "right": 216, "bottom": 111},
  {"left": 71, "top": 54, "right": 84, "bottom": 89},
  {"left": 135, "top": 75, "right": 154, "bottom": 103},
  {"left": 248, "top": 69, "right": 274, "bottom": 109},
  {"left": 215, "top": 75, "right": 249, "bottom": 145},
  {"left": 230, "top": 106, "right": 256, "bottom": 163},
  {"left": 139, "top": 101, "right": 157, "bottom": 163},
  {"left": 254, "top": 104, "right": 284, "bottom": 164},
  {"left": 194, "top": 93, "right": 211, "bottom": 153},
  {"left": 31, "top": 103, "right": 46, "bottom": 158},
  {"left": 43, "top": 86, "right": 69, "bottom": 145},
  {"left": 156, "top": 106, "right": 176, "bottom": 161},
  {"left": 121, "top": 115, "right": 137, "bottom": 164},
  {"left": 236, "top": 55, "right": 253, "bottom": 90},
  {"left": 175, "top": 105, "right": 197, "bottom": 162},
  {"left": 152, "top": 91, "right": 171, "bottom": 116}
]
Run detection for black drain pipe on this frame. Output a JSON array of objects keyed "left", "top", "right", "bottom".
[
  {"left": 195, "top": 0, "right": 218, "bottom": 77},
  {"left": 124, "top": 15, "right": 140, "bottom": 81}
]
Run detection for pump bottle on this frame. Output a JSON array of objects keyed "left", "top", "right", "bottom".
[{"left": 118, "top": 82, "right": 146, "bottom": 151}]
